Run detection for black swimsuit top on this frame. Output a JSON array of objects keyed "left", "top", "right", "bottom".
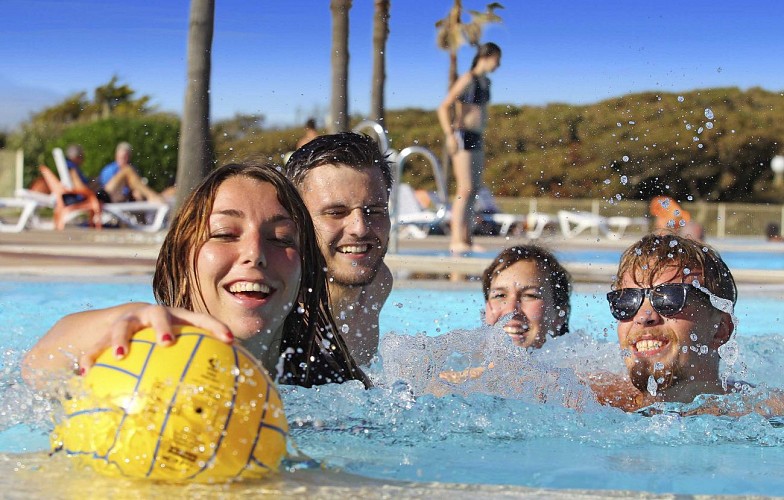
[{"left": 459, "top": 75, "right": 491, "bottom": 105}]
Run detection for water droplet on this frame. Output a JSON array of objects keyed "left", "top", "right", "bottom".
[
  {"left": 341, "top": 324, "right": 350, "bottom": 334},
  {"left": 394, "top": 302, "right": 403, "bottom": 308},
  {"left": 683, "top": 267, "right": 691, "bottom": 275},
  {"left": 621, "top": 175, "right": 628, "bottom": 185},
  {"left": 704, "top": 108, "right": 714, "bottom": 119},
  {"left": 669, "top": 240, "right": 678, "bottom": 247},
  {"left": 604, "top": 179, "right": 611, "bottom": 185},
  {"left": 690, "top": 333, "right": 698, "bottom": 341},
  {"left": 699, "top": 345, "right": 709, "bottom": 355},
  {"left": 654, "top": 362, "right": 664, "bottom": 371},
  {"left": 677, "top": 96, "right": 685, "bottom": 102},
  {"left": 718, "top": 339, "right": 739, "bottom": 365},
  {"left": 706, "top": 122, "right": 714, "bottom": 129},
  {"left": 622, "top": 155, "right": 629, "bottom": 162},
  {"left": 647, "top": 376, "right": 658, "bottom": 396}
]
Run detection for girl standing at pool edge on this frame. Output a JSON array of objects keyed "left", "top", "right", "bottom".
[
  {"left": 22, "top": 163, "right": 369, "bottom": 389},
  {"left": 438, "top": 42, "right": 502, "bottom": 255}
]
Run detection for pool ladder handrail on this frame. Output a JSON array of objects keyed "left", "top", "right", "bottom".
[{"left": 352, "top": 120, "right": 448, "bottom": 254}]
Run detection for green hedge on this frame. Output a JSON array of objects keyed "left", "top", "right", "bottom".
[{"left": 50, "top": 116, "right": 180, "bottom": 192}]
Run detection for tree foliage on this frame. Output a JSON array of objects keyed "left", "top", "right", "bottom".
[
  {"left": 211, "top": 87, "right": 784, "bottom": 203},
  {"left": 435, "top": 1, "right": 503, "bottom": 86},
  {"left": 7, "top": 77, "right": 161, "bottom": 185},
  {"left": 52, "top": 116, "right": 180, "bottom": 192}
]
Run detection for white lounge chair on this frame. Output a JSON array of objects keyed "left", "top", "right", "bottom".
[
  {"left": 393, "top": 184, "right": 552, "bottom": 239},
  {"left": 0, "top": 197, "right": 38, "bottom": 232},
  {"left": 523, "top": 212, "right": 555, "bottom": 239},
  {"left": 558, "top": 210, "right": 648, "bottom": 239},
  {"left": 52, "top": 148, "right": 170, "bottom": 232},
  {"left": 393, "top": 183, "right": 446, "bottom": 239}
]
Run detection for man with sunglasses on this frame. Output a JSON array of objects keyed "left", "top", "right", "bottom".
[{"left": 594, "top": 233, "right": 738, "bottom": 410}]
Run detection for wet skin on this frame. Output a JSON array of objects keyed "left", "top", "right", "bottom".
[
  {"left": 616, "top": 266, "right": 733, "bottom": 400},
  {"left": 194, "top": 176, "right": 301, "bottom": 355},
  {"left": 484, "top": 260, "right": 564, "bottom": 349},
  {"left": 298, "top": 163, "right": 390, "bottom": 287}
]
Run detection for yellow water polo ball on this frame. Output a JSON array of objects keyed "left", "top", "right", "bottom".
[{"left": 51, "top": 326, "right": 288, "bottom": 483}]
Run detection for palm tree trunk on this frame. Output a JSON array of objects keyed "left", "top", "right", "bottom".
[
  {"left": 370, "top": 0, "right": 390, "bottom": 125},
  {"left": 330, "top": 0, "right": 352, "bottom": 133},
  {"left": 176, "top": 0, "right": 214, "bottom": 209}
]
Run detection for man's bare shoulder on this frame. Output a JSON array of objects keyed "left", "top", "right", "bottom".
[{"left": 584, "top": 371, "right": 648, "bottom": 412}]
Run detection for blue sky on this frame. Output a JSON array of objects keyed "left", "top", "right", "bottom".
[{"left": 1, "top": 0, "right": 783, "bottom": 131}]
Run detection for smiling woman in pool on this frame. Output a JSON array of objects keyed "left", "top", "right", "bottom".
[
  {"left": 435, "top": 244, "right": 573, "bottom": 386},
  {"left": 22, "top": 163, "right": 369, "bottom": 388},
  {"left": 482, "top": 245, "right": 572, "bottom": 349}
]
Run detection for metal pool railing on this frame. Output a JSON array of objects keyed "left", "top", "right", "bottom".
[{"left": 353, "top": 120, "right": 448, "bottom": 254}]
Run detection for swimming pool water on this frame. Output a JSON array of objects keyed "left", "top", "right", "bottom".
[
  {"left": 401, "top": 245, "right": 784, "bottom": 270},
  {"left": 2, "top": 279, "right": 784, "bottom": 496}
]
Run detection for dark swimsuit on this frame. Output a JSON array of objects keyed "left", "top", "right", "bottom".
[
  {"left": 459, "top": 75, "right": 491, "bottom": 105},
  {"left": 454, "top": 76, "right": 491, "bottom": 151}
]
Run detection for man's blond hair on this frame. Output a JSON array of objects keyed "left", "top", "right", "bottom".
[{"left": 613, "top": 233, "right": 736, "bottom": 304}]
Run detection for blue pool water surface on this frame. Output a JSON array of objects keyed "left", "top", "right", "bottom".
[
  {"left": 2, "top": 279, "right": 784, "bottom": 496},
  {"left": 401, "top": 244, "right": 784, "bottom": 270}
]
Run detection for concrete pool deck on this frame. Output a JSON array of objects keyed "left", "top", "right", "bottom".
[{"left": 2, "top": 227, "right": 784, "bottom": 286}]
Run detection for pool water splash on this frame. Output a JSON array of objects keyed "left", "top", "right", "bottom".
[
  {"left": 377, "top": 322, "right": 598, "bottom": 409},
  {"left": 4, "top": 281, "right": 784, "bottom": 495},
  {"left": 279, "top": 368, "right": 784, "bottom": 494}
]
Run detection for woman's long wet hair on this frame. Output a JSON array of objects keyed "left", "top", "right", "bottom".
[
  {"left": 471, "top": 42, "right": 502, "bottom": 69},
  {"left": 154, "top": 163, "right": 369, "bottom": 388}
]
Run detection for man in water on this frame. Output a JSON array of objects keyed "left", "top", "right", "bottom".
[
  {"left": 592, "top": 233, "right": 739, "bottom": 411},
  {"left": 284, "top": 132, "right": 393, "bottom": 366}
]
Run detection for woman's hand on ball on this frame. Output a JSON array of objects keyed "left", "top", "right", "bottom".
[{"left": 78, "top": 305, "right": 233, "bottom": 372}]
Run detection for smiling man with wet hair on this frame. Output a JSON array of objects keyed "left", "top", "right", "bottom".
[
  {"left": 284, "top": 132, "right": 393, "bottom": 366},
  {"left": 598, "top": 233, "right": 738, "bottom": 409}
]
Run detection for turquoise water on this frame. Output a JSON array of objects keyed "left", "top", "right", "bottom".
[
  {"left": 2, "top": 279, "right": 784, "bottom": 495},
  {"left": 401, "top": 245, "right": 784, "bottom": 270}
]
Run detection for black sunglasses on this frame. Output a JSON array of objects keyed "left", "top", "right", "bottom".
[{"left": 606, "top": 283, "right": 703, "bottom": 320}]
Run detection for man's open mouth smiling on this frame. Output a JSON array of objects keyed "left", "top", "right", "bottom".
[
  {"left": 630, "top": 335, "right": 671, "bottom": 357},
  {"left": 337, "top": 243, "right": 372, "bottom": 255}
]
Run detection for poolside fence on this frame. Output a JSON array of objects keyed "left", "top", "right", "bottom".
[{"left": 497, "top": 197, "right": 784, "bottom": 239}]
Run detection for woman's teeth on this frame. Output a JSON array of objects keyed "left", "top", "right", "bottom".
[{"left": 229, "top": 282, "right": 270, "bottom": 294}]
